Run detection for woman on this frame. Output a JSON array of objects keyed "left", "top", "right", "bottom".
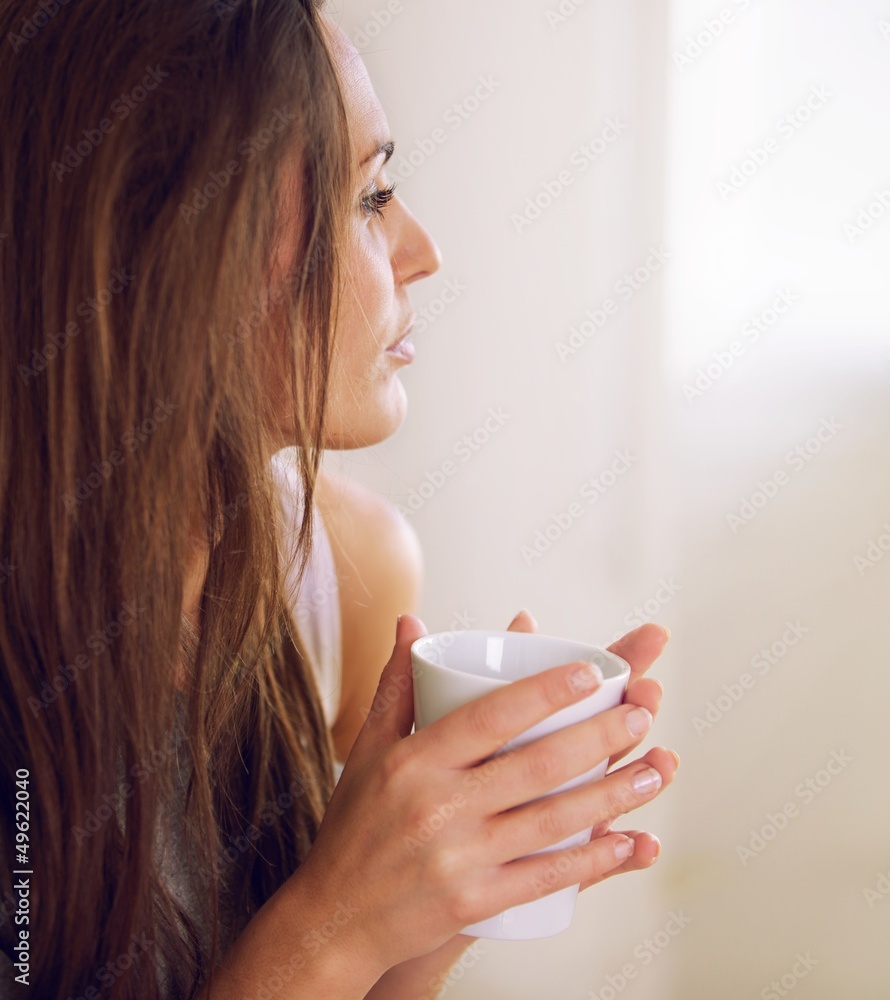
[{"left": 0, "top": 1, "right": 679, "bottom": 997}]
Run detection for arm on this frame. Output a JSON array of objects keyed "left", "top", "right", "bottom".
[
  {"left": 362, "top": 934, "right": 477, "bottom": 1000},
  {"left": 313, "top": 471, "right": 482, "bottom": 994},
  {"left": 195, "top": 874, "right": 385, "bottom": 1000}
]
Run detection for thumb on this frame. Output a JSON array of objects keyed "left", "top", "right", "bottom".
[
  {"left": 507, "top": 608, "right": 539, "bottom": 633},
  {"left": 354, "top": 613, "right": 427, "bottom": 754}
]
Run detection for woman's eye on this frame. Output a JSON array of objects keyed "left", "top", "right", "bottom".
[{"left": 361, "top": 181, "right": 397, "bottom": 219}]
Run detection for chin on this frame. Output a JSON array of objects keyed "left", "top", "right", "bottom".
[
  {"left": 269, "top": 380, "right": 408, "bottom": 452},
  {"left": 323, "top": 382, "right": 408, "bottom": 450}
]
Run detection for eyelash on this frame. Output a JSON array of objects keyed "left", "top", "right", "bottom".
[{"left": 361, "top": 181, "right": 397, "bottom": 219}]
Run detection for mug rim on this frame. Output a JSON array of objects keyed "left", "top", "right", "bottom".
[{"left": 410, "top": 629, "right": 630, "bottom": 683}]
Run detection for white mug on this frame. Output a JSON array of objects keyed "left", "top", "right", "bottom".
[{"left": 410, "top": 629, "right": 631, "bottom": 940}]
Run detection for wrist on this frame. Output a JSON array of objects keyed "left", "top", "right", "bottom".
[
  {"left": 363, "top": 934, "right": 482, "bottom": 1000},
  {"left": 199, "top": 867, "right": 387, "bottom": 1000},
  {"left": 276, "top": 865, "right": 392, "bottom": 992}
]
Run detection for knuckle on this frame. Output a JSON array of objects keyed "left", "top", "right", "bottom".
[
  {"left": 544, "top": 663, "right": 581, "bottom": 710},
  {"left": 424, "top": 843, "right": 463, "bottom": 889},
  {"left": 608, "top": 708, "right": 636, "bottom": 752},
  {"left": 447, "top": 883, "right": 484, "bottom": 926},
  {"left": 605, "top": 779, "right": 635, "bottom": 817},
  {"left": 580, "top": 849, "right": 609, "bottom": 886},
  {"left": 425, "top": 849, "right": 483, "bottom": 925},
  {"left": 580, "top": 720, "right": 612, "bottom": 768},
  {"left": 423, "top": 849, "right": 487, "bottom": 925},
  {"left": 465, "top": 696, "right": 507, "bottom": 744},
  {"left": 531, "top": 848, "right": 577, "bottom": 898},
  {"left": 403, "top": 795, "right": 435, "bottom": 831},
  {"left": 379, "top": 740, "right": 413, "bottom": 787},
  {"left": 524, "top": 745, "right": 562, "bottom": 788},
  {"left": 534, "top": 803, "right": 566, "bottom": 847}
]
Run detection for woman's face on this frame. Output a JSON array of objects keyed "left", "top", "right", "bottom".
[{"left": 268, "top": 18, "right": 442, "bottom": 453}]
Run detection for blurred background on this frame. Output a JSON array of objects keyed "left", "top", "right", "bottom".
[{"left": 323, "top": 1, "right": 890, "bottom": 996}]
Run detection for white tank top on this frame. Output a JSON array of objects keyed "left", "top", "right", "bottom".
[{"left": 270, "top": 449, "right": 343, "bottom": 760}]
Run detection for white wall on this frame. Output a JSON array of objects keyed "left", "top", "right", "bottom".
[{"left": 326, "top": 1, "right": 890, "bottom": 997}]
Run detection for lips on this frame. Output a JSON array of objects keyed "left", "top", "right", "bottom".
[{"left": 386, "top": 315, "right": 416, "bottom": 351}]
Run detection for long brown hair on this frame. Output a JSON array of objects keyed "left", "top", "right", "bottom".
[{"left": 0, "top": 0, "right": 354, "bottom": 996}]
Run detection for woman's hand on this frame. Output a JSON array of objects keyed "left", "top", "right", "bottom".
[
  {"left": 360, "top": 609, "right": 573, "bottom": 997},
  {"left": 505, "top": 609, "right": 677, "bottom": 890},
  {"left": 290, "top": 609, "right": 679, "bottom": 982}
]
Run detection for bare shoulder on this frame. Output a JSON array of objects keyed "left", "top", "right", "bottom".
[
  {"left": 313, "top": 468, "right": 423, "bottom": 577},
  {"left": 312, "top": 468, "right": 423, "bottom": 761}
]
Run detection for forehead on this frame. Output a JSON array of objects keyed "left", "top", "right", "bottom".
[{"left": 320, "top": 16, "right": 390, "bottom": 155}]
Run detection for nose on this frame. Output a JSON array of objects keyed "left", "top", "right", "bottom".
[{"left": 390, "top": 199, "right": 442, "bottom": 285}]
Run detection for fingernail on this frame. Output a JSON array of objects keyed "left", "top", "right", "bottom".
[
  {"left": 527, "top": 610, "right": 539, "bottom": 629},
  {"left": 670, "top": 750, "right": 681, "bottom": 769},
  {"left": 626, "top": 707, "right": 653, "bottom": 738},
  {"left": 397, "top": 613, "right": 426, "bottom": 637},
  {"left": 568, "top": 661, "right": 603, "bottom": 693},
  {"left": 660, "top": 625, "right": 671, "bottom": 641},
  {"left": 614, "top": 837, "right": 635, "bottom": 861},
  {"left": 632, "top": 767, "right": 662, "bottom": 795},
  {"left": 651, "top": 834, "right": 662, "bottom": 859}
]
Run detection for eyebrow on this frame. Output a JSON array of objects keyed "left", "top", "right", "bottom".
[{"left": 360, "top": 140, "right": 395, "bottom": 168}]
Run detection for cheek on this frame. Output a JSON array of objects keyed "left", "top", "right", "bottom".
[{"left": 344, "top": 227, "right": 392, "bottom": 342}]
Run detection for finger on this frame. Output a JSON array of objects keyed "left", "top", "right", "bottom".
[
  {"left": 471, "top": 701, "right": 656, "bottom": 816},
  {"left": 480, "top": 832, "right": 635, "bottom": 920},
  {"left": 506, "top": 608, "right": 539, "bottom": 633},
  {"left": 356, "top": 613, "right": 428, "bottom": 752},
  {"left": 485, "top": 747, "right": 677, "bottom": 862},
  {"left": 414, "top": 655, "right": 609, "bottom": 769},
  {"left": 578, "top": 829, "right": 662, "bottom": 890},
  {"left": 607, "top": 623, "right": 669, "bottom": 684},
  {"left": 606, "top": 745, "right": 680, "bottom": 784},
  {"left": 608, "top": 675, "right": 662, "bottom": 768},
  {"left": 626, "top": 675, "right": 663, "bottom": 707}
]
